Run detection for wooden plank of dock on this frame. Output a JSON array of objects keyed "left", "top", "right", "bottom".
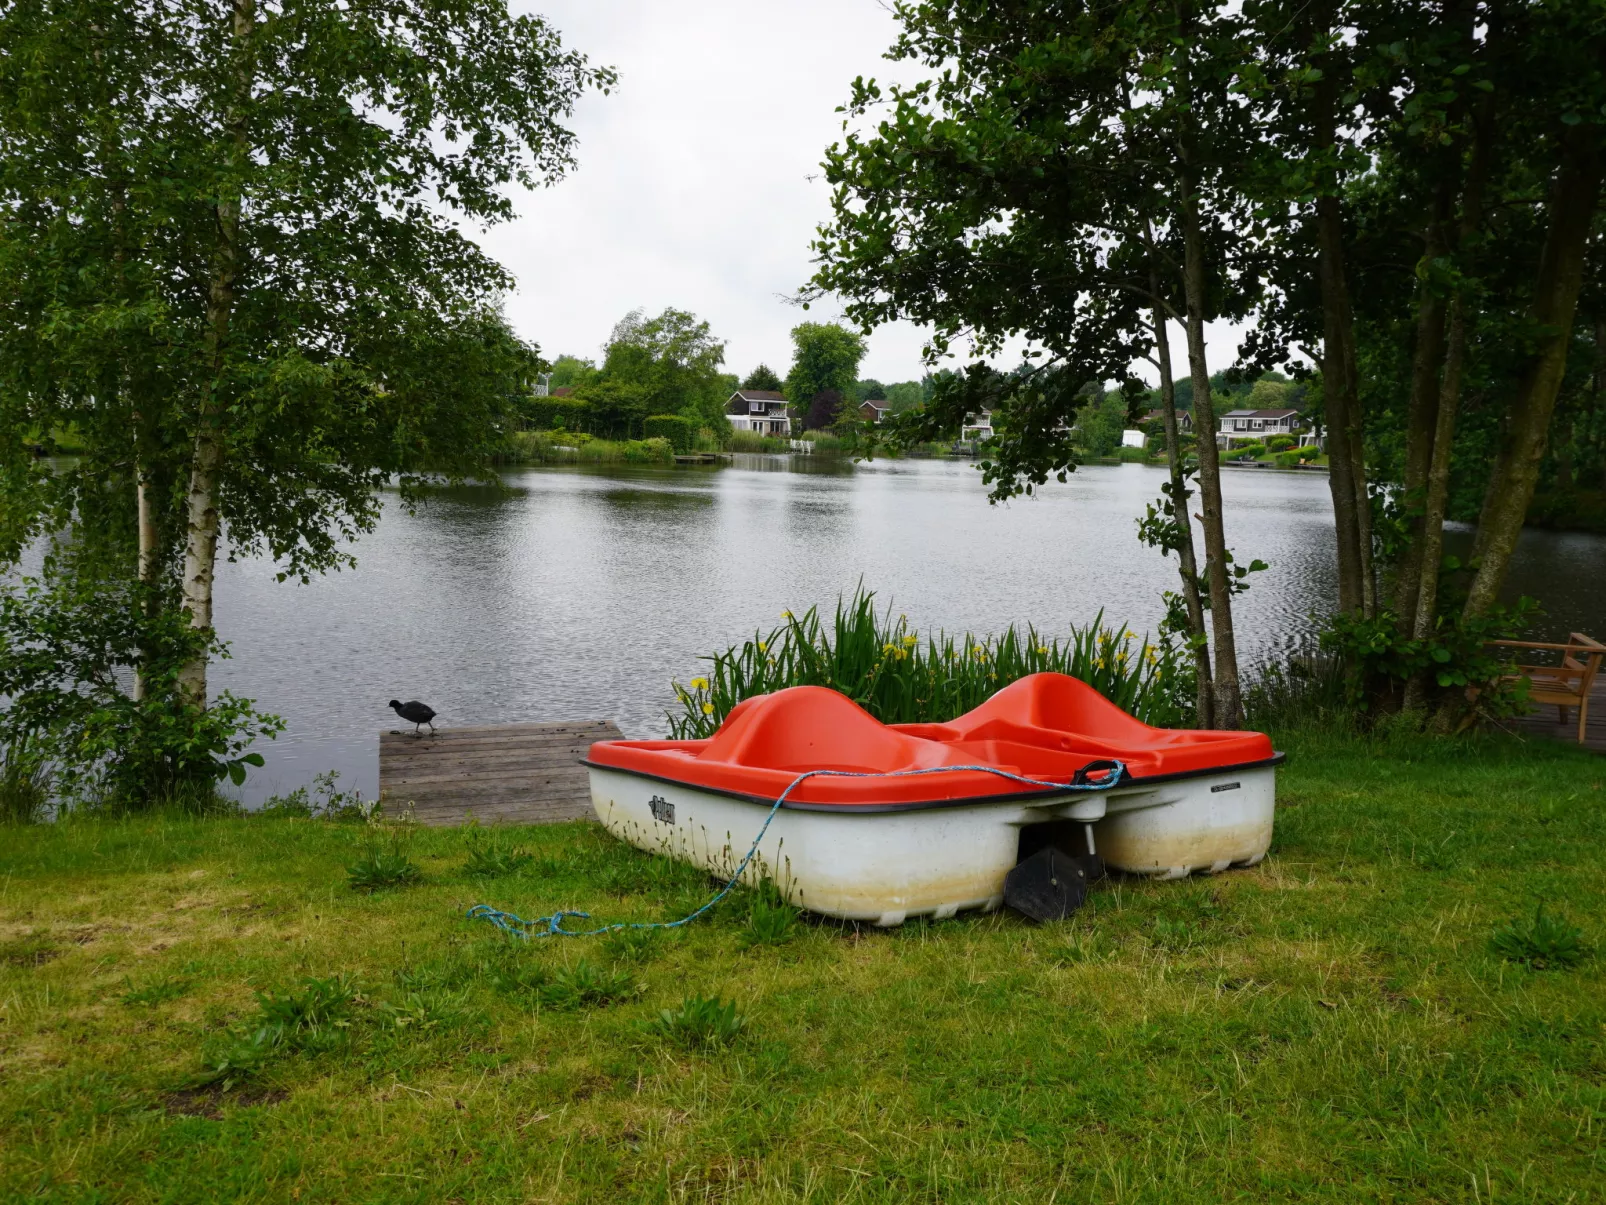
[
  {"left": 1504, "top": 680, "right": 1606, "bottom": 753},
  {"left": 379, "top": 720, "right": 623, "bottom": 826}
]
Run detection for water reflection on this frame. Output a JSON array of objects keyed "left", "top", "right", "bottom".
[{"left": 205, "top": 459, "right": 1603, "bottom": 804}]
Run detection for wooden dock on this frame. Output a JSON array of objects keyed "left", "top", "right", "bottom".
[
  {"left": 1504, "top": 680, "right": 1606, "bottom": 753},
  {"left": 379, "top": 720, "right": 623, "bottom": 827}
]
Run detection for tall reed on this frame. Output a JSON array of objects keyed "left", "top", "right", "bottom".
[{"left": 666, "top": 588, "right": 1194, "bottom": 737}]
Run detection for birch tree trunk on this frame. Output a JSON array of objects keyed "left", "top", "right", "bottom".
[
  {"left": 1150, "top": 283, "right": 1214, "bottom": 728},
  {"left": 177, "top": 0, "right": 254, "bottom": 704},
  {"left": 1176, "top": 159, "right": 1242, "bottom": 729}
]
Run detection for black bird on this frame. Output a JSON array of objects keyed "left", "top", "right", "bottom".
[{"left": 389, "top": 699, "right": 437, "bottom": 738}]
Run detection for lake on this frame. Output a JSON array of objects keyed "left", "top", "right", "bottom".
[{"left": 209, "top": 457, "right": 1606, "bottom": 804}]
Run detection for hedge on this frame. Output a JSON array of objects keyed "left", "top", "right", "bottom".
[
  {"left": 516, "top": 396, "right": 592, "bottom": 431},
  {"left": 1266, "top": 435, "right": 1297, "bottom": 452},
  {"left": 643, "top": 414, "right": 697, "bottom": 452}
]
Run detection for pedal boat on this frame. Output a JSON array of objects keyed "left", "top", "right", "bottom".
[{"left": 584, "top": 673, "right": 1281, "bottom": 926}]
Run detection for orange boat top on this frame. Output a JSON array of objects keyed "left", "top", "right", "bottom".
[{"left": 585, "top": 674, "right": 1278, "bottom": 810}]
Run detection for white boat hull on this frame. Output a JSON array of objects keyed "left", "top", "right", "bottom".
[{"left": 587, "top": 764, "right": 1275, "bottom": 925}]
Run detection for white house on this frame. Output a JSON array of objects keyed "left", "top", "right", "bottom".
[
  {"left": 1217, "top": 408, "right": 1303, "bottom": 447},
  {"left": 960, "top": 410, "right": 995, "bottom": 441},
  {"left": 726, "top": 390, "right": 792, "bottom": 437}
]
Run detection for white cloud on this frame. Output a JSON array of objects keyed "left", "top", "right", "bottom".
[{"left": 485, "top": 1, "right": 1253, "bottom": 388}]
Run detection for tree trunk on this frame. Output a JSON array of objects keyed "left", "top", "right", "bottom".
[
  {"left": 1464, "top": 123, "right": 1602, "bottom": 618},
  {"left": 1402, "top": 85, "right": 1496, "bottom": 714},
  {"left": 1309, "top": 60, "right": 1371, "bottom": 618},
  {"left": 1150, "top": 285, "right": 1214, "bottom": 728},
  {"left": 177, "top": 0, "right": 253, "bottom": 704},
  {"left": 1176, "top": 162, "right": 1242, "bottom": 729},
  {"left": 1392, "top": 185, "right": 1453, "bottom": 629}
]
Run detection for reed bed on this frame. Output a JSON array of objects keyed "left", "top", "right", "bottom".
[{"left": 666, "top": 588, "right": 1193, "bottom": 737}]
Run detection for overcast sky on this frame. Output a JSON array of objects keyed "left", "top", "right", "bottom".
[{"left": 482, "top": 0, "right": 1245, "bottom": 387}]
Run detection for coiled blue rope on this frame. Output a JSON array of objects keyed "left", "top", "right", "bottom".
[{"left": 466, "top": 759, "right": 1126, "bottom": 940}]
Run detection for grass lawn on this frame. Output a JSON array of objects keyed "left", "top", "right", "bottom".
[{"left": 2, "top": 727, "right": 1603, "bottom": 1203}]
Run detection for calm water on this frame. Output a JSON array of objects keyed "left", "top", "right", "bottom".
[{"left": 208, "top": 458, "right": 1606, "bottom": 803}]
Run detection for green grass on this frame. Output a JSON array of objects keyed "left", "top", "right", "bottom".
[{"left": 1, "top": 727, "right": 1603, "bottom": 1202}]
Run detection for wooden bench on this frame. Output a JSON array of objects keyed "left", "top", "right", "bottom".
[{"left": 1489, "top": 632, "right": 1606, "bottom": 745}]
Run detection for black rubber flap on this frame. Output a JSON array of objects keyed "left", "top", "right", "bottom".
[{"left": 1004, "top": 846, "right": 1090, "bottom": 923}]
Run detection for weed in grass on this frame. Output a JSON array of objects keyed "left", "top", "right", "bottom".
[
  {"left": 119, "top": 975, "right": 191, "bottom": 1006},
  {"left": 194, "top": 1026, "right": 285, "bottom": 1089},
  {"left": 538, "top": 959, "right": 637, "bottom": 1010},
  {"left": 379, "top": 990, "right": 467, "bottom": 1032},
  {"left": 464, "top": 829, "right": 534, "bottom": 878},
  {"left": 347, "top": 829, "right": 422, "bottom": 892},
  {"left": 741, "top": 887, "right": 801, "bottom": 948},
  {"left": 195, "top": 975, "right": 358, "bottom": 1086},
  {"left": 652, "top": 994, "right": 747, "bottom": 1049},
  {"left": 255, "top": 974, "right": 358, "bottom": 1037},
  {"left": 1490, "top": 905, "right": 1589, "bottom": 970},
  {"left": 1049, "top": 930, "right": 1106, "bottom": 966},
  {"left": 0, "top": 932, "right": 58, "bottom": 967},
  {"left": 487, "top": 956, "right": 552, "bottom": 997},
  {"left": 602, "top": 926, "right": 665, "bottom": 964}
]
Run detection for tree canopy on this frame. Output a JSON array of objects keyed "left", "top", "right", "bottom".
[
  {"left": 0, "top": 0, "right": 610, "bottom": 799},
  {"left": 785, "top": 322, "right": 867, "bottom": 426},
  {"left": 741, "top": 364, "right": 785, "bottom": 393}
]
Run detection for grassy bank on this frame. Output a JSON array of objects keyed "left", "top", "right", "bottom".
[
  {"left": 2, "top": 727, "right": 1602, "bottom": 1202},
  {"left": 503, "top": 430, "right": 677, "bottom": 465}
]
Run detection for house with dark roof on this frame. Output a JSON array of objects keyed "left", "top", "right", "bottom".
[
  {"left": 1217, "top": 408, "right": 1303, "bottom": 446},
  {"left": 726, "top": 390, "right": 792, "bottom": 437},
  {"left": 859, "top": 399, "right": 890, "bottom": 424},
  {"left": 1142, "top": 409, "right": 1193, "bottom": 433}
]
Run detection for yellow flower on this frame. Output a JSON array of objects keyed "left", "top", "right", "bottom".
[
  {"left": 781, "top": 609, "right": 793, "bottom": 620},
  {"left": 701, "top": 702, "right": 714, "bottom": 715},
  {"left": 690, "top": 677, "right": 709, "bottom": 691},
  {"left": 883, "top": 643, "right": 899, "bottom": 656},
  {"left": 903, "top": 634, "right": 918, "bottom": 646},
  {"left": 757, "top": 641, "right": 767, "bottom": 654},
  {"left": 1035, "top": 646, "right": 1048, "bottom": 655}
]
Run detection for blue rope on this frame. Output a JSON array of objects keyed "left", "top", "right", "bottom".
[{"left": 466, "top": 759, "right": 1125, "bottom": 940}]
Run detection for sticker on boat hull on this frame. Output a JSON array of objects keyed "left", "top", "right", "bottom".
[
  {"left": 1210, "top": 781, "right": 1241, "bottom": 793},
  {"left": 648, "top": 795, "right": 675, "bottom": 823}
]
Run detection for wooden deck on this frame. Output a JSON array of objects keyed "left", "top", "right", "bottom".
[
  {"left": 1503, "top": 680, "right": 1606, "bottom": 753},
  {"left": 379, "top": 720, "right": 623, "bottom": 827}
]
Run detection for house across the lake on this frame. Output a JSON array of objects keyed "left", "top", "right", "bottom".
[
  {"left": 1142, "top": 408, "right": 1193, "bottom": 432},
  {"left": 859, "top": 399, "right": 890, "bottom": 424},
  {"left": 726, "top": 390, "right": 792, "bottom": 437},
  {"left": 1217, "top": 408, "right": 1302, "bottom": 446},
  {"left": 960, "top": 410, "right": 995, "bottom": 442}
]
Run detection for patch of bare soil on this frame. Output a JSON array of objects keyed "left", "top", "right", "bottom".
[{"left": 162, "top": 1084, "right": 289, "bottom": 1119}]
